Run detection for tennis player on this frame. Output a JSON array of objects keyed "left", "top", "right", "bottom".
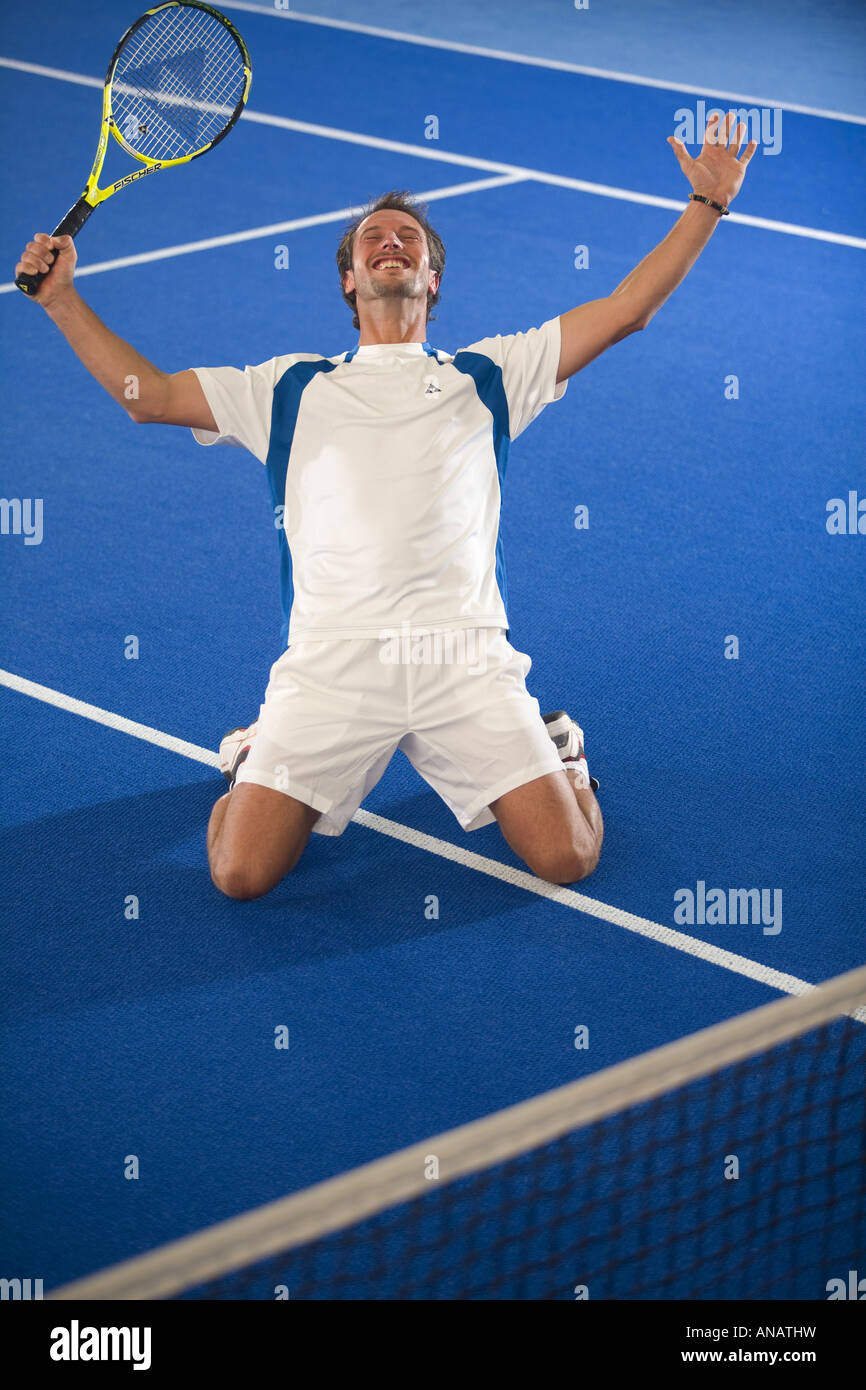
[{"left": 17, "top": 113, "right": 755, "bottom": 899}]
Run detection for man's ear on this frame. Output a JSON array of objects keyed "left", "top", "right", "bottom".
[
  {"left": 428, "top": 270, "right": 440, "bottom": 295},
  {"left": 343, "top": 269, "right": 356, "bottom": 295}
]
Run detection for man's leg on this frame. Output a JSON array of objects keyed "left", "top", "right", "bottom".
[
  {"left": 490, "top": 768, "right": 603, "bottom": 885},
  {"left": 208, "top": 782, "right": 320, "bottom": 900}
]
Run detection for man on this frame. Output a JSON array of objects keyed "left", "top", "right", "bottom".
[{"left": 17, "top": 114, "right": 755, "bottom": 900}]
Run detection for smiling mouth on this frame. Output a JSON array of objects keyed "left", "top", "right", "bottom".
[{"left": 371, "top": 257, "right": 411, "bottom": 269}]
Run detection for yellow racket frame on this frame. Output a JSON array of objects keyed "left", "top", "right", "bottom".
[
  {"left": 89, "top": 0, "right": 252, "bottom": 206},
  {"left": 16, "top": 1, "right": 251, "bottom": 295}
]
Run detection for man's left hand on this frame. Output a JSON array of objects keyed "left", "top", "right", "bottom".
[{"left": 667, "top": 111, "right": 757, "bottom": 206}]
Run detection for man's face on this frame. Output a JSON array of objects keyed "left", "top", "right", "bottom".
[{"left": 344, "top": 209, "right": 439, "bottom": 318}]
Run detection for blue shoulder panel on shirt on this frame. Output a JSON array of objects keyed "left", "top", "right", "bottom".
[
  {"left": 266, "top": 357, "right": 340, "bottom": 649},
  {"left": 450, "top": 350, "right": 513, "bottom": 627}
]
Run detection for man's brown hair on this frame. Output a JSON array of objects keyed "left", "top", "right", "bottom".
[{"left": 336, "top": 191, "right": 446, "bottom": 331}]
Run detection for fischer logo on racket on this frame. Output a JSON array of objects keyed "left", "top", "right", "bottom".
[{"left": 15, "top": 1, "right": 252, "bottom": 297}]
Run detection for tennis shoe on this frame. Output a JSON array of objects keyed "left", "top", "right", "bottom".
[
  {"left": 218, "top": 721, "right": 258, "bottom": 789},
  {"left": 543, "top": 710, "right": 599, "bottom": 792}
]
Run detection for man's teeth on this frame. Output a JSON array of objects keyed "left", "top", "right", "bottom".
[{"left": 375, "top": 260, "right": 407, "bottom": 268}]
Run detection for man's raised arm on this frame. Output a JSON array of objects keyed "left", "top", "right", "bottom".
[
  {"left": 15, "top": 232, "right": 216, "bottom": 430},
  {"left": 556, "top": 112, "right": 757, "bottom": 383}
]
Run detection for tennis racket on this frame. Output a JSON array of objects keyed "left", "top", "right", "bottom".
[{"left": 16, "top": 0, "right": 251, "bottom": 297}]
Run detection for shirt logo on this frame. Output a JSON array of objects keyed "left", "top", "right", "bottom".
[{"left": 423, "top": 374, "right": 442, "bottom": 396}]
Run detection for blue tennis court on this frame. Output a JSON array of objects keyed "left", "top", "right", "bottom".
[{"left": 1, "top": 0, "right": 864, "bottom": 1297}]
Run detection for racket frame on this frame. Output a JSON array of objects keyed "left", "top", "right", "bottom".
[{"left": 16, "top": 0, "right": 251, "bottom": 295}]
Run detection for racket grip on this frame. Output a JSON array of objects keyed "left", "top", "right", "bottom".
[{"left": 15, "top": 196, "right": 95, "bottom": 297}]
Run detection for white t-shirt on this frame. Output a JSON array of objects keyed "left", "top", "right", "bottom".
[{"left": 192, "top": 316, "right": 566, "bottom": 645}]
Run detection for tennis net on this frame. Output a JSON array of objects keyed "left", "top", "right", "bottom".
[{"left": 51, "top": 964, "right": 866, "bottom": 1301}]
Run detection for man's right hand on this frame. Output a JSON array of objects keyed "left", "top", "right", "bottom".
[
  {"left": 16, "top": 233, "right": 77, "bottom": 305},
  {"left": 15, "top": 232, "right": 217, "bottom": 432}
]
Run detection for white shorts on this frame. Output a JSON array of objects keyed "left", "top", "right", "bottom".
[{"left": 236, "top": 628, "right": 564, "bottom": 835}]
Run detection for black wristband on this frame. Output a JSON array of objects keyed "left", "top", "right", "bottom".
[{"left": 689, "top": 192, "right": 730, "bottom": 216}]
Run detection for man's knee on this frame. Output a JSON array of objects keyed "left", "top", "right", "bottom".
[
  {"left": 210, "top": 855, "right": 287, "bottom": 901},
  {"left": 525, "top": 835, "right": 600, "bottom": 886}
]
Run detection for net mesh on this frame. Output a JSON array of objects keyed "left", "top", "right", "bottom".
[
  {"left": 177, "top": 1013, "right": 865, "bottom": 1300},
  {"left": 49, "top": 969, "right": 866, "bottom": 1302},
  {"left": 111, "top": 3, "right": 247, "bottom": 161}
]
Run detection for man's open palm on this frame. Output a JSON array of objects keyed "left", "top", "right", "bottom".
[{"left": 668, "top": 111, "right": 757, "bottom": 205}]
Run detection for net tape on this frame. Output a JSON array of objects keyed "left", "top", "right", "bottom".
[{"left": 49, "top": 964, "right": 866, "bottom": 1300}]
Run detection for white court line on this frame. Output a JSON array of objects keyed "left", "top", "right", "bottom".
[
  {"left": 0, "top": 175, "right": 524, "bottom": 291},
  {"left": 0, "top": 668, "right": 220, "bottom": 769},
  {"left": 2, "top": 56, "right": 864, "bottom": 258},
  {"left": 1, "top": 664, "right": 848, "bottom": 1013},
  {"left": 0, "top": 56, "right": 103, "bottom": 89},
  {"left": 218, "top": 1, "right": 866, "bottom": 127}
]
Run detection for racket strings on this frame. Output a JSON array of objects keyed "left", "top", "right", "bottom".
[{"left": 111, "top": 4, "right": 246, "bottom": 162}]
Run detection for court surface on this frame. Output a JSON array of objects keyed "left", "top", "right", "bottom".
[{"left": 1, "top": 0, "right": 864, "bottom": 1294}]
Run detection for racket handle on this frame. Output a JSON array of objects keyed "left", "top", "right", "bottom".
[{"left": 15, "top": 196, "right": 95, "bottom": 297}]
